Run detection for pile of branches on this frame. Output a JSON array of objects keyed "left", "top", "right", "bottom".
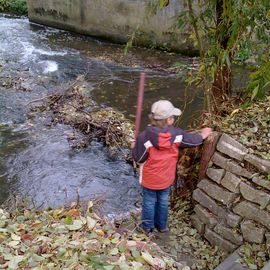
[{"left": 34, "top": 76, "right": 134, "bottom": 160}]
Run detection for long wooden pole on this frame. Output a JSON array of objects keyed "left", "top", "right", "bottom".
[
  {"left": 133, "top": 72, "right": 145, "bottom": 176},
  {"left": 135, "top": 72, "right": 145, "bottom": 138}
]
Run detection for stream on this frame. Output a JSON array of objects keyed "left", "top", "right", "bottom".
[{"left": 0, "top": 14, "right": 206, "bottom": 217}]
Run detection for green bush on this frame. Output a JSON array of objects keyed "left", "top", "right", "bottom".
[
  {"left": 9, "top": 0, "right": 27, "bottom": 14},
  {"left": 0, "top": 0, "right": 9, "bottom": 12},
  {"left": 0, "top": 0, "right": 27, "bottom": 15}
]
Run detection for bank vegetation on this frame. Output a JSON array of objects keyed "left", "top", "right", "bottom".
[{"left": 0, "top": 0, "right": 27, "bottom": 15}]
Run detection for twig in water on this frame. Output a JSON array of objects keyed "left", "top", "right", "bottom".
[{"left": 76, "top": 188, "right": 80, "bottom": 208}]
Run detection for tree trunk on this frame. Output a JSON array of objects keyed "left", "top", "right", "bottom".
[
  {"left": 198, "top": 132, "right": 221, "bottom": 180},
  {"left": 212, "top": 0, "right": 233, "bottom": 100},
  {"left": 212, "top": 65, "right": 232, "bottom": 100}
]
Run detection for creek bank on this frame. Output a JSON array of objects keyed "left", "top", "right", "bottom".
[
  {"left": 2, "top": 71, "right": 269, "bottom": 269},
  {"left": 142, "top": 98, "right": 270, "bottom": 270},
  {"left": 2, "top": 13, "right": 269, "bottom": 269},
  {"left": 0, "top": 200, "right": 185, "bottom": 270},
  {"left": 0, "top": 13, "right": 204, "bottom": 217}
]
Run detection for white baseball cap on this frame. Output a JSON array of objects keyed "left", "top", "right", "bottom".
[{"left": 151, "top": 100, "right": 182, "bottom": 120}]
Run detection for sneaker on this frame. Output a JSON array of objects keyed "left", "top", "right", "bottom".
[
  {"left": 157, "top": 227, "right": 169, "bottom": 233},
  {"left": 136, "top": 226, "right": 153, "bottom": 235}
]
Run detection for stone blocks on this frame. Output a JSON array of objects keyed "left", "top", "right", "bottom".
[
  {"left": 240, "top": 220, "right": 265, "bottom": 244},
  {"left": 190, "top": 214, "right": 205, "bottom": 234},
  {"left": 221, "top": 172, "right": 241, "bottom": 193},
  {"left": 205, "top": 228, "right": 237, "bottom": 252},
  {"left": 192, "top": 132, "right": 270, "bottom": 252},
  {"left": 244, "top": 154, "right": 270, "bottom": 174},
  {"left": 212, "top": 152, "right": 229, "bottom": 170},
  {"left": 225, "top": 213, "right": 242, "bottom": 228},
  {"left": 212, "top": 152, "right": 252, "bottom": 179},
  {"left": 197, "top": 179, "right": 238, "bottom": 205},
  {"left": 233, "top": 201, "right": 270, "bottom": 230},
  {"left": 262, "top": 262, "right": 270, "bottom": 270},
  {"left": 214, "top": 224, "right": 243, "bottom": 245},
  {"left": 206, "top": 168, "right": 225, "bottom": 184},
  {"left": 194, "top": 204, "right": 217, "bottom": 228},
  {"left": 240, "top": 182, "right": 270, "bottom": 208},
  {"left": 192, "top": 188, "right": 226, "bottom": 218},
  {"left": 252, "top": 176, "right": 270, "bottom": 191},
  {"left": 217, "top": 133, "right": 248, "bottom": 161}
]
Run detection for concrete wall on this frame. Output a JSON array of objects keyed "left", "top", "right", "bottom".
[
  {"left": 27, "top": 0, "right": 196, "bottom": 54},
  {"left": 192, "top": 133, "right": 270, "bottom": 252}
]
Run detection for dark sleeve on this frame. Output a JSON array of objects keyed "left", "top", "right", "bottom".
[
  {"left": 132, "top": 131, "right": 149, "bottom": 163},
  {"left": 179, "top": 129, "right": 203, "bottom": 148}
]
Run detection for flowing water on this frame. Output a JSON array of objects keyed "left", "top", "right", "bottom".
[{"left": 0, "top": 14, "right": 204, "bottom": 217}]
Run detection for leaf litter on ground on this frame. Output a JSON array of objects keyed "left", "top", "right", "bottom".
[
  {"left": 208, "top": 96, "right": 270, "bottom": 160},
  {"left": 0, "top": 202, "right": 188, "bottom": 270},
  {"left": 161, "top": 194, "right": 227, "bottom": 270}
]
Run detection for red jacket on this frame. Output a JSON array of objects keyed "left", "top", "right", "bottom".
[{"left": 132, "top": 125, "right": 203, "bottom": 190}]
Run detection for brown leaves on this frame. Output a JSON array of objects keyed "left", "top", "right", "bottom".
[
  {"left": 219, "top": 97, "right": 270, "bottom": 160},
  {"left": 65, "top": 209, "right": 81, "bottom": 218},
  {"left": 21, "top": 234, "right": 34, "bottom": 242},
  {"left": 0, "top": 204, "right": 180, "bottom": 270},
  {"left": 164, "top": 196, "right": 227, "bottom": 270}
]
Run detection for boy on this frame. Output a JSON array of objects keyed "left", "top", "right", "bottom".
[{"left": 132, "top": 100, "right": 212, "bottom": 233}]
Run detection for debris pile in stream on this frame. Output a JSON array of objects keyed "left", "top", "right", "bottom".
[
  {"left": 33, "top": 76, "right": 135, "bottom": 160},
  {"left": 0, "top": 201, "right": 188, "bottom": 270}
]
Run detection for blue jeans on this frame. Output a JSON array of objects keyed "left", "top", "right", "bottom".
[{"left": 141, "top": 186, "right": 170, "bottom": 231}]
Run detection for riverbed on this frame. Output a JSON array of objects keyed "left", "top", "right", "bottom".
[{"left": 0, "top": 14, "right": 203, "bottom": 217}]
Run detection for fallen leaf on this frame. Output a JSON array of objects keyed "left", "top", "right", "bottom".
[
  {"left": 66, "top": 220, "right": 84, "bottom": 231},
  {"left": 141, "top": 251, "right": 155, "bottom": 266},
  {"left": 86, "top": 216, "right": 97, "bottom": 231}
]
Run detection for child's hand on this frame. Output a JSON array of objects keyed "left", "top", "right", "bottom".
[
  {"left": 130, "top": 141, "right": 135, "bottom": 149},
  {"left": 201, "top": 127, "right": 212, "bottom": 140}
]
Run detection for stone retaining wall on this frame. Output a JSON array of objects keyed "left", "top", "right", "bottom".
[{"left": 191, "top": 133, "right": 270, "bottom": 252}]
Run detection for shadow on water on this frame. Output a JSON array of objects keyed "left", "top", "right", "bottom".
[
  {"left": 5, "top": 123, "right": 140, "bottom": 215},
  {"left": 0, "top": 125, "right": 27, "bottom": 202},
  {"left": 0, "top": 15, "right": 206, "bottom": 216}
]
